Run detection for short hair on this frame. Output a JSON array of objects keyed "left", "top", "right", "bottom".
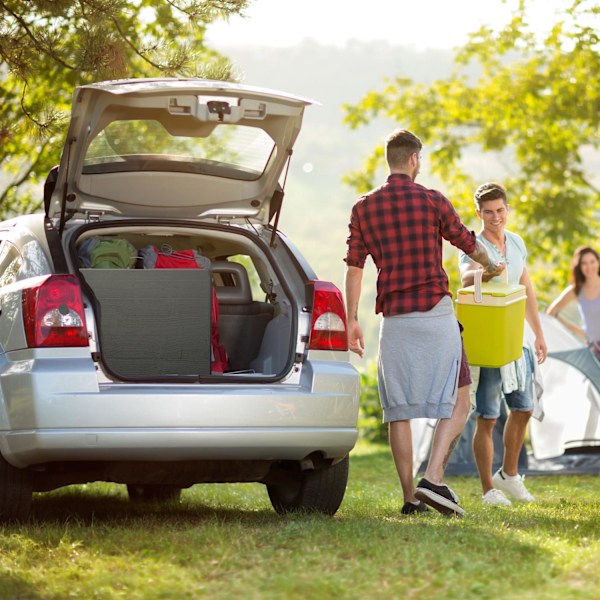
[
  {"left": 474, "top": 182, "right": 507, "bottom": 209},
  {"left": 385, "top": 129, "right": 422, "bottom": 168},
  {"left": 570, "top": 246, "right": 600, "bottom": 295}
]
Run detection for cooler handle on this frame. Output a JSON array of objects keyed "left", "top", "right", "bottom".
[
  {"left": 475, "top": 262, "right": 509, "bottom": 303},
  {"left": 474, "top": 269, "right": 483, "bottom": 303}
]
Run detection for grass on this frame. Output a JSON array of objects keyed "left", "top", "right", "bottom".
[{"left": 1, "top": 441, "right": 599, "bottom": 599}]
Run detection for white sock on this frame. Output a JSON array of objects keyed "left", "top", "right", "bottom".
[{"left": 500, "top": 469, "right": 519, "bottom": 480}]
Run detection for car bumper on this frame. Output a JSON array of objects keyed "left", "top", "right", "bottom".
[
  {"left": 4, "top": 427, "right": 358, "bottom": 466},
  {"left": 0, "top": 351, "right": 360, "bottom": 467}
]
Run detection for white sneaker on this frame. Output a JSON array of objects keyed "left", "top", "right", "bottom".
[
  {"left": 482, "top": 488, "right": 512, "bottom": 506},
  {"left": 492, "top": 469, "right": 535, "bottom": 502}
]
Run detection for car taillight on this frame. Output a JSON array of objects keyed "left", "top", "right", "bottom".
[
  {"left": 307, "top": 280, "right": 348, "bottom": 351},
  {"left": 22, "top": 275, "right": 89, "bottom": 348}
]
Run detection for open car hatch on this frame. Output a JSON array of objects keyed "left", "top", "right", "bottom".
[{"left": 48, "top": 78, "right": 314, "bottom": 227}]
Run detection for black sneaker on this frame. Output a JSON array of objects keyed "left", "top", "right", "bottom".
[
  {"left": 415, "top": 478, "right": 465, "bottom": 517},
  {"left": 401, "top": 501, "right": 430, "bottom": 515}
]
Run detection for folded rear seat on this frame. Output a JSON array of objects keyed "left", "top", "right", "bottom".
[{"left": 212, "top": 261, "right": 274, "bottom": 372}]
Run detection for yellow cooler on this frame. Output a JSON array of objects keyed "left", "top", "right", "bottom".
[{"left": 456, "top": 272, "right": 527, "bottom": 368}]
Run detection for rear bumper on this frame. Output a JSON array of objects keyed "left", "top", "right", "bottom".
[
  {"left": 0, "top": 351, "right": 360, "bottom": 467},
  {"left": 4, "top": 427, "right": 358, "bottom": 466}
]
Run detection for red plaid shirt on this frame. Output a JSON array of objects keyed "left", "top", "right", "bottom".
[{"left": 345, "top": 173, "right": 476, "bottom": 316}]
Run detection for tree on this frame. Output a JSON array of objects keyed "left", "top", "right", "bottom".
[
  {"left": 0, "top": 0, "right": 250, "bottom": 216},
  {"left": 343, "top": 0, "right": 600, "bottom": 297}
]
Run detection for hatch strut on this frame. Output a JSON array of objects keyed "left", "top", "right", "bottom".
[
  {"left": 270, "top": 149, "right": 292, "bottom": 248},
  {"left": 58, "top": 137, "right": 75, "bottom": 235}
]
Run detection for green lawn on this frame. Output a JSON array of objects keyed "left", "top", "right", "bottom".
[{"left": 1, "top": 441, "right": 599, "bottom": 599}]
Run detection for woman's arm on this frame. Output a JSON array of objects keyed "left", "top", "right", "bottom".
[{"left": 546, "top": 285, "right": 585, "bottom": 338}]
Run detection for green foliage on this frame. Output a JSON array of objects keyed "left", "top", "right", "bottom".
[
  {"left": 343, "top": 0, "right": 600, "bottom": 300},
  {"left": 358, "top": 362, "right": 387, "bottom": 443},
  {"left": 0, "top": 0, "right": 250, "bottom": 217}
]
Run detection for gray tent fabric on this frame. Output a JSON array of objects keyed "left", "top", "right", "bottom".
[{"left": 413, "top": 408, "right": 527, "bottom": 477}]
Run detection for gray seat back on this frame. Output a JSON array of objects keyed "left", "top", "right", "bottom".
[{"left": 212, "top": 261, "right": 274, "bottom": 371}]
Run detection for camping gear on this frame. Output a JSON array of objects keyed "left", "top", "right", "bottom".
[
  {"left": 140, "top": 245, "right": 211, "bottom": 270},
  {"left": 140, "top": 244, "right": 228, "bottom": 373},
  {"left": 456, "top": 270, "right": 527, "bottom": 368},
  {"left": 78, "top": 237, "right": 137, "bottom": 269}
]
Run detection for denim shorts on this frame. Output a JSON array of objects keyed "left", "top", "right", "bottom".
[{"left": 475, "top": 348, "right": 534, "bottom": 419}]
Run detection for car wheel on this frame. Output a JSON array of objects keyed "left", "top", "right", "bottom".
[
  {"left": 0, "top": 453, "right": 33, "bottom": 522},
  {"left": 126, "top": 484, "right": 182, "bottom": 503},
  {"left": 267, "top": 455, "right": 349, "bottom": 516}
]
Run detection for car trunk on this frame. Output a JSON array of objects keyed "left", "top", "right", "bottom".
[{"left": 68, "top": 221, "right": 298, "bottom": 383}]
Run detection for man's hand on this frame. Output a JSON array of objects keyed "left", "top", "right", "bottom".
[
  {"left": 534, "top": 336, "right": 547, "bottom": 364},
  {"left": 348, "top": 320, "right": 365, "bottom": 357},
  {"left": 484, "top": 261, "right": 506, "bottom": 279}
]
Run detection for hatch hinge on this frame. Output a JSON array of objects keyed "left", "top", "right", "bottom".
[{"left": 85, "top": 210, "right": 104, "bottom": 223}]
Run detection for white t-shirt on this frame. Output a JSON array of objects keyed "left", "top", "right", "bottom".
[{"left": 458, "top": 229, "right": 527, "bottom": 284}]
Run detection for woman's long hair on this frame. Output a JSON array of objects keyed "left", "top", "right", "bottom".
[{"left": 571, "top": 246, "right": 600, "bottom": 295}]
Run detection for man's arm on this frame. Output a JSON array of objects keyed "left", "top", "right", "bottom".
[
  {"left": 344, "top": 265, "right": 365, "bottom": 357},
  {"left": 520, "top": 267, "right": 548, "bottom": 364},
  {"left": 460, "top": 239, "right": 506, "bottom": 286}
]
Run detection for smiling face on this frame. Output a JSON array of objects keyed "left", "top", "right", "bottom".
[
  {"left": 579, "top": 250, "right": 600, "bottom": 281},
  {"left": 477, "top": 198, "right": 509, "bottom": 234}
]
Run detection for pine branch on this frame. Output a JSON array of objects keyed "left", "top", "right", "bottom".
[
  {"left": 0, "top": 1, "right": 75, "bottom": 71},
  {"left": 111, "top": 17, "right": 165, "bottom": 70}
]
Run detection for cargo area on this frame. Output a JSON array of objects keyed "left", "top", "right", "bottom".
[{"left": 69, "top": 223, "right": 297, "bottom": 382}]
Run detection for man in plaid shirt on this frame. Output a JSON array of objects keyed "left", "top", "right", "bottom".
[{"left": 344, "top": 129, "right": 503, "bottom": 517}]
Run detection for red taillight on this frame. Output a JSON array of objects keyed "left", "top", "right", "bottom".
[
  {"left": 307, "top": 280, "right": 348, "bottom": 351},
  {"left": 22, "top": 275, "right": 89, "bottom": 348}
]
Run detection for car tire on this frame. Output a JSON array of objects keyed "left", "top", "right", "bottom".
[
  {"left": 126, "top": 484, "right": 182, "bottom": 503},
  {"left": 267, "top": 455, "right": 349, "bottom": 516},
  {"left": 0, "top": 453, "right": 33, "bottom": 522}
]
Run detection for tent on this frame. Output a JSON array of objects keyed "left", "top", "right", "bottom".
[
  {"left": 413, "top": 312, "right": 600, "bottom": 476},
  {"left": 529, "top": 313, "right": 600, "bottom": 468}
]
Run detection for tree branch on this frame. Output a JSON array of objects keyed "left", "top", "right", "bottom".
[
  {"left": 111, "top": 17, "right": 165, "bottom": 70},
  {"left": 0, "top": 0, "right": 75, "bottom": 71},
  {"left": 19, "top": 84, "right": 47, "bottom": 130}
]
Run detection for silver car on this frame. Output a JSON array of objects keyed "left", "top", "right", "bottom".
[{"left": 0, "top": 79, "right": 360, "bottom": 521}]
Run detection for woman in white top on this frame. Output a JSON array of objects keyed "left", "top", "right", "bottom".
[{"left": 547, "top": 246, "right": 600, "bottom": 357}]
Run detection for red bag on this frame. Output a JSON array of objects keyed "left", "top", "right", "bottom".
[{"left": 140, "top": 245, "right": 228, "bottom": 373}]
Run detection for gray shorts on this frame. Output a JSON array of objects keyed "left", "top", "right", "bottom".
[{"left": 377, "top": 296, "right": 461, "bottom": 422}]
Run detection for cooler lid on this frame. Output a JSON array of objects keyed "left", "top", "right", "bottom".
[{"left": 458, "top": 283, "right": 526, "bottom": 298}]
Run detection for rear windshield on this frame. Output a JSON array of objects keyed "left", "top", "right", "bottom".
[{"left": 83, "top": 119, "right": 275, "bottom": 181}]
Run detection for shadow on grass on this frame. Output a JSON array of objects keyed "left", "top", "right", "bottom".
[{"left": 25, "top": 485, "right": 279, "bottom": 527}]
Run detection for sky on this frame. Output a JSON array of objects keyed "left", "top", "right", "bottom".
[{"left": 206, "top": 0, "right": 573, "bottom": 50}]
